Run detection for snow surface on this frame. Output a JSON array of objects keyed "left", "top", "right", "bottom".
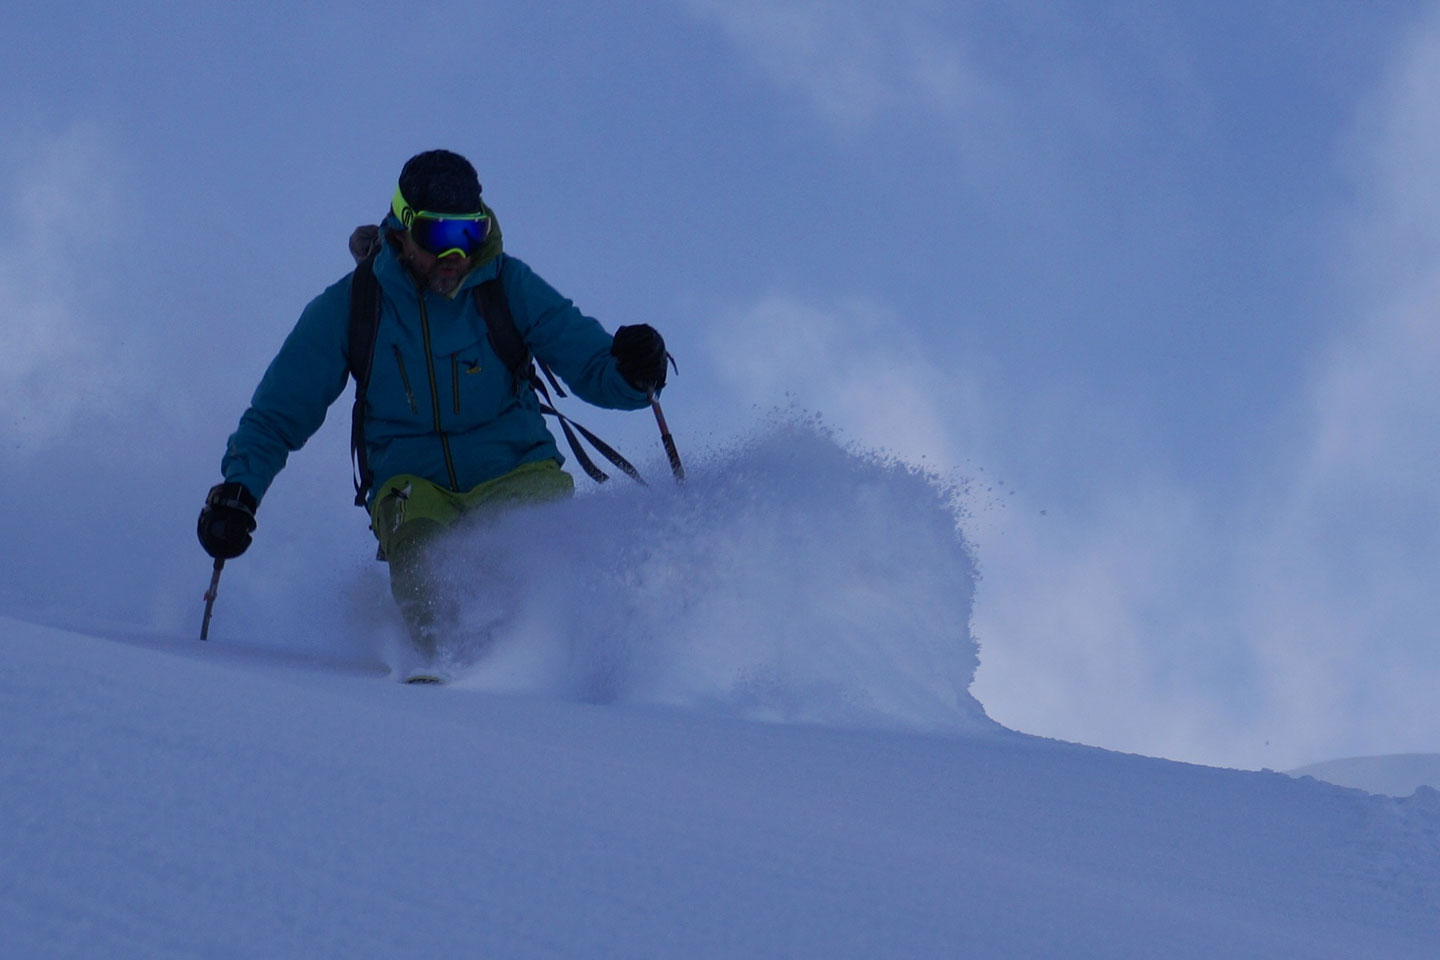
[{"left": 3, "top": 427, "right": 1438, "bottom": 957}]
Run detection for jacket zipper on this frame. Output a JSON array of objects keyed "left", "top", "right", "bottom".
[
  {"left": 451, "top": 353, "right": 461, "bottom": 414},
  {"left": 393, "top": 345, "right": 418, "bottom": 414},
  {"left": 416, "top": 288, "right": 461, "bottom": 491}
]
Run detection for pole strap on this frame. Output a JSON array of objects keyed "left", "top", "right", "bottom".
[{"left": 530, "top": 373, "right": 646, "bottom": 485}]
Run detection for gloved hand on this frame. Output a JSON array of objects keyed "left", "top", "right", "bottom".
[
  {"left": 611, "top": 324, "right": 669, "bottom": 392},
  {"left": 197, "top": 482, "right": 258, "bottom": 560}
]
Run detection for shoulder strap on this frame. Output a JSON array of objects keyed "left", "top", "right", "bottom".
[
  {"left": 348, "top": 248, "right": 382, "bottom": 507},
  {"left": 473, "top": 260, "right": 645, "bottom": 486},
  {"left": 474, "top": 264, "right": 532, "bottom": 397}
]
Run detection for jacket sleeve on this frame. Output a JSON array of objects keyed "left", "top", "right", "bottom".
[
  {"left": 500, "top": 256, "right": 650, "bottom": 411},
  {"left": 220, "top": 276, "right": 353, "bottom": 504}
]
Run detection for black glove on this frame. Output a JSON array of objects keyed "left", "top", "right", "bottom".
[
  {"left": 611, "top": 324, "right": 669, "bottom": 392},
  {"left": 197, "top": 482, "right": 258, "bottom": 560}
]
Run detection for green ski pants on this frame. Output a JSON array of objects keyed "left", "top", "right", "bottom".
[{"left": 368, "top": 459, "right": 575, "bottom": 653}]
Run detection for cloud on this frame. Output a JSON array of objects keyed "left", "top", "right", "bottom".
[
  {"left": 682, "top": 0, "right": 1033, "bottom": 148},
  {"left": 1234, "top": 12, "right": 1440, "bottom": 766},
  {"left": 705, "top": 292, "right": 991, "bottom": 471},
  {"left": 681, "top": 0, "right": 1208, "bottom": 189},
  {"left": 0, "top": 124, "right": 136, "bottom": 453},
  {"left": 969, "top": 482, "right": 1261, "bottom": 764},
  {"left": 1346, "top": 17, "right": 1440, "bottom": 289},
  {"left": 696, "top": 6, "right": 1440, "bottom": 771},
  {"left": 982, "top": 6, "right": 1440, "bottom": 768},
  {"left": 702, "top": 287, "right": 1265, "bottom": 763},
  {"left": 682, "top": 0, "right": 981, "bottom": 129}
]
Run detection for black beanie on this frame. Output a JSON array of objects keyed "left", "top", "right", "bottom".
[{"left": 397, "top": 149, "right": 483, "bottom": 214}]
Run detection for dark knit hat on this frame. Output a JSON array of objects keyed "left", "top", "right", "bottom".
[{"left": 397, "top": 149, "right": 482, "bottom": 214}]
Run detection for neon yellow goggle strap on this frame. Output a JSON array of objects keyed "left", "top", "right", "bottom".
[{"left": 391, "top": 186, "right": 489, "bottom": 228}]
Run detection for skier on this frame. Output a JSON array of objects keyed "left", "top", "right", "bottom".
[{"left": 196, "top": 149, "right": 668, "bottom": 670}]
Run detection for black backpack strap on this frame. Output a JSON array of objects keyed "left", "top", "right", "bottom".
[
  {"left": 348, "top": 248, "right": 383, "bottom": 507},
  {"left": 473, "top": 258, "right": 645, "bottom": 486},
  {"left": 474, "top": 272, "right": 535, "bottom": 397}
]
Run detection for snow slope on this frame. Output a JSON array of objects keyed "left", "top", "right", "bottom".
[
  {"left": 3, "top": 427, "right": 1438, "bottom": 958},
  {"left": 3, "top": 618, "right": 1438, "bottom": 959}
]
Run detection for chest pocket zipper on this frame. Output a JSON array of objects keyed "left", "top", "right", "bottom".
[{"left": 393, "top": 346, "right": 418, "bottom": 414}]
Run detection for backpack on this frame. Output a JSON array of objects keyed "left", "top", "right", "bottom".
[{"left": 345, "top": 226, "right": 642, "bottom": 508}]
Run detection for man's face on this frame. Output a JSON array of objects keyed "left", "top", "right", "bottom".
[{"left": 396, "top": 230, "right": 474, "bottom": 296}]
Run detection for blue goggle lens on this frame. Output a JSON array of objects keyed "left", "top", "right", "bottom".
[{"left": 410, "top": 215, "right": 491, "bottom": 257}]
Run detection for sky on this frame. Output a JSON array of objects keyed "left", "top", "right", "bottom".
[{"left": 2, "top": 0, "right": 1438, "bottom": 771}]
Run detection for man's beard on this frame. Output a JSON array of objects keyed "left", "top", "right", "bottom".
[
  {"left": 426, "top": 272, "right": 462, "bottom": 296},
  {"left": 409, "top": 260, "right": 464, "bottom": 296}
]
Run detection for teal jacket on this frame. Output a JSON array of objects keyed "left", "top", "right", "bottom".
[{"left": 222, "top": 219, "right": 649, "bottom": 505}]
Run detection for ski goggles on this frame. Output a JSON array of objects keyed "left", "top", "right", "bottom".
[{"left": 391, "top": 187, "right": 492, "bottom": 258}]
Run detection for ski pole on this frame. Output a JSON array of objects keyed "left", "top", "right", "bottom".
[
  {"left": 648, "top": 389, "right": 685, "bottom": 484},
  {"left": 200, "top": 558, "right": 225, "bottom": 641}
]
